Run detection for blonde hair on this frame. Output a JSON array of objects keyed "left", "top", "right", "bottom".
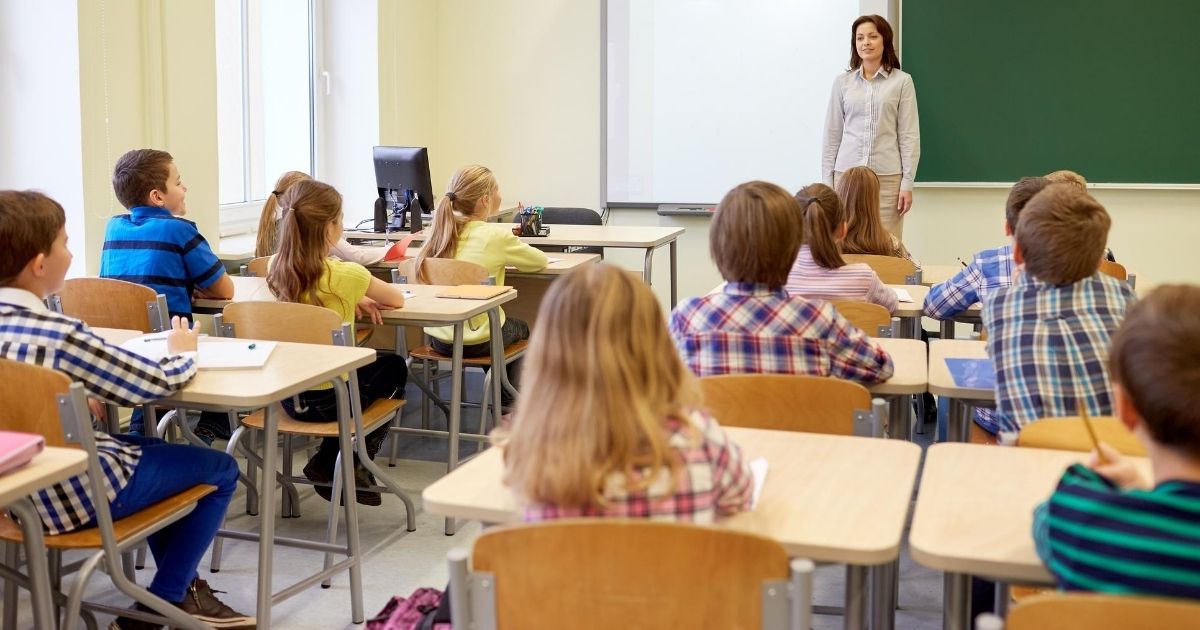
[
  {"left": 412, "top": 165, "right": 497, "bottom": 283},
  {"left": 837, "top": 167, "right": 897, "bottom": 257},
  {"left": 795, "top": 183, "right": 846, "bottom": 269},
  {"left": 1044, "top": 170, "right": 1088, "bottom": 192},
  {"left": 502, "top": 263, "right": 700, "bottom": 509},
  {"left": 1016, "top": 183, "right": 1110, "bottom": 284},
  {"left": 710, "top": 181, "right": 803, "bottom": 288},
  {"left": 256, "top": 171, "right": 312, "bottom": 257},
  {"left": 266, "top": 179, "right": 346, "bottom": 312}
]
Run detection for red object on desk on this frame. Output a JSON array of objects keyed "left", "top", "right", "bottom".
[{"left": 382, "top": 233, "right": 422, "bottom": 262}]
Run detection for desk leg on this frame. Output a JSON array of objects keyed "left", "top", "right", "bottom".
[
  {"left": 669, "top": 239, "right": 678, "bottom": 306},
  {"left": 844, "top": 564, "right": 868, "bottom": 630},
  {"left": 642, "top": 246, "right": 655, "bottom": 287},
  {"left": 947, "top": 399, "right": 967, "bottom": 443},
  {"left": 335, "top": 378, "right": 365, "bottom": 623},
  {"left": 940, "top": 319, "right": 956, "bottom": 341},
  {"left": 9, "top": 499, "right": 54, "bottom": 630},
  {"left": 445, "top": 323, "right": 465, "bottom": 536},
  {"left": 869, "top": 561, "right": 896, "bottom": 630},
  {"left": 256, "top": 403, "right": 280, "bottom": 629},
  {"left": 943, "top": 572, "right": 971, "bottom": 630},
  {"left": 888, "top": 396, "right": 911, "bottom": 442},
  {"left": 487, "top": 308, "right": 504, "bottom": 432}
]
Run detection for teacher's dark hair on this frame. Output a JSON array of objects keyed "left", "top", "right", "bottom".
[{"left": 849, "top": 15, "right": 901, "bottom": 72}]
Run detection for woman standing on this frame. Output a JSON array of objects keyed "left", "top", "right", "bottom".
[{"left": 822, "top": 14, "right": 920, "bottom": 239}]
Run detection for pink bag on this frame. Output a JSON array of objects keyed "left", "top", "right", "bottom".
[
  {"left": 366, "top": 587, "right": 450, "bottom": 630},
  {"left": 0, "top": 431, "right": 45, "bottom": 476}
]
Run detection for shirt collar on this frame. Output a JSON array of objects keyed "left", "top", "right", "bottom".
[
  {"left": 0, "top": 287, "right": 49, "bottom": 312},
  {"left": 129, "top": 206, "right": 174, "bottom": 219},
  {"left": 855, "top": 65, "right": 891, "bottom": 80},
  {"left": 721, "top": 281, "right": 785, "bottom": 297}
]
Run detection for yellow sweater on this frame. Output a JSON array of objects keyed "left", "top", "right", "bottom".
[{"left": 425, "top": 221, "right": 548, "bottom": 345}]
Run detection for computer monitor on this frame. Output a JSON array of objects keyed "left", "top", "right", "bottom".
[{"left": 373, "top": 146, "right": 434, "bottom": 233}]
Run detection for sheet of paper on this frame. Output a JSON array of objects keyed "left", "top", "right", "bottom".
[
  {"left": 893, "top": 288, "right": 914, "bottom": 302},
  {"left": 120, "top": 336, "right": 276, "bottom": 370},
  {"left": 505, "top": 257, "right": 562, "bottom": 271},
  {"left": 750, "top": 457, "right": 769, "bottom": 510}
]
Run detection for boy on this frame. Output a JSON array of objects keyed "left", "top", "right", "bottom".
[
  {"left": 1034, "top": 285, "right": 1200, "bottom": 599},
  {"left": 669, "top": 180, "right": 893, "bottom": 383},
  {"left": 0, "top": 190, "right": 253, "bottom": 629},
  {"left": 981, "top": 184, "right": 1136, "bottom": 434}
]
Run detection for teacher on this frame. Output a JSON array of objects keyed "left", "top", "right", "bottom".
[{"left": 822, "top": 14, "right": 920, "bottom": 239}]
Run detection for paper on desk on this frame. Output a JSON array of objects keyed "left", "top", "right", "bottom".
[
  {"left": 120, "top": 335, "right": 276, "bottom": 370},
  {"left": 505, "top": 257, "right": 562, "bottom": 271},
  {"left": 750, "top": 457, "right": 769, "bottom": 510},
  {"left": 893, "top": 288, "right": 914, "bottom": 302}
]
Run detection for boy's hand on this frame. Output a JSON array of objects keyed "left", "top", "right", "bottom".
[
  {"left": 166, "top": 316, "right": 202, "bottom": 355},
  {"left": 355, "top": 297, "right": 384, "bottom": 325},
  {"left": 1087, "top": 442, "right": 1149, "bottom": 490}
]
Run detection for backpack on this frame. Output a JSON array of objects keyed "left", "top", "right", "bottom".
[{"left": 366, "top": 587, "right": 452, "bottom": 630}]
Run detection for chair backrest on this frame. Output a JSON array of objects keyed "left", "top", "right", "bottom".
[
  {"left": 1017, "top": 416, "right": 1147, "bottom": 457},
  {"left": 219, "top": 301, "right": 345, "bottom": 345},
  {"left": 0, "top": 359, "right": 72, "bottom": 447},
  {"left": 1098, "top": 259, "right": 1128, "bottom": 281},
  {"left": 394, "top": 258, "right": 489, "bottom": 286},
  {"left": 841, "top": 254, "right": 919, "bottom": 285},
  {"left": 699, "top": 374, "right": 872, "bottom": 435},
  {"left": 831, "top": 300, "right": 894, "bottom": 337},
  {"left": 55, "top": 277, "right": 166, "bottom": 333},
  {"left": 466, "top": 521, "right": 796, "bottom": 629},
  {"left": 243, "top": 255, "right": 271, "bottom": 278},
  {"left": 1004, "top": 592, "right": 1200, "bottom": 630}
]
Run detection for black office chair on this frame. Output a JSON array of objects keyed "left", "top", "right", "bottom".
[{"left": 515, "top": 207, "right": 604, "bottom": 257}]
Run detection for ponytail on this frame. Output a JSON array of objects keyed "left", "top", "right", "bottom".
[
  {"left": 256, "top": 170, "right": 312, "bottom": 257},
  {"left": 266, "top": 179, "right": 343, "bottom": 311},
  {"left": 412, "top": 165, "right": 498, "bottom": 283},
  {"left": 796, "top": 183, "right": 846, "bottom": 269}
]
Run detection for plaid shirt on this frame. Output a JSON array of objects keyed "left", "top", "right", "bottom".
[
  {"left": 981, "top": 273, "right": 1135, "bottom": 434},
  {"left": 669, "top": 282, "right": 893, "bottom": 384},
  {"left": 0, "top": 288, "right": 197, "bottom": 534},
  {"left": 923, "top": 244, "right": 1015, "bottom": 320},
  {"left": 522, "top": 409, "right": 752, "bottom": 523}
]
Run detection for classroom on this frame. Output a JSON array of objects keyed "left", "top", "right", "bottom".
[{"left": 2, "top": 1, "right": 1199, "bottom": 629}]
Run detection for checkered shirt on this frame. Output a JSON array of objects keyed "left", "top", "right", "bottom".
[
  {"left": 522, "top": 409, "right": 753, "bottom": 523},
  {"left": 0, "top": 288, "right": 197, "bottom": 534},
  {"left": 981, "top": 273, "right": 1135, "bottom": 434},
  {"left": 923, "top": 244, "right": 1015, "bottom": 320},
  {"left": 668, "top": 282, "right": 893, "bottom": 384}
]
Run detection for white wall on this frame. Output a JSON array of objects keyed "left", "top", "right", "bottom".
[{"left": 0, "top": 0, "right": 87, "bottom": 277}]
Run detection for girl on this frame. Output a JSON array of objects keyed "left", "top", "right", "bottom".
[
  {"left": 837, "top": 166, "right": 917, "bottom": 263},
  {"left": 255, "top": 170, "right": 385, "bottom": 266},
  {"left": 785, "top": 183, "right": 898, "bottom": 312},
  {"left": 267, "top": 179, "right": 408, "bottom": 506},
  {"left": 414, "top": 165, "right": 547, "bottom": 412},
  {"left": 502, "top": 262, "right": 753, "bottom": 522}
]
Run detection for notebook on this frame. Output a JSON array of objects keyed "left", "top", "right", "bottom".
[
  {"left": 0, "top": 431, "right": 45, "bottom": 476},
  {"left": 944, "top": 358, "right": 996, "bottom": 389},
  {"left": 435, "top": 285, "right": 513, "bottom": 300},
  {"left": 893, "top": 288, "right": 914, "bottom": 302},
  {"left": 120, "top": 335, "right": 277, "bottom": 370}
]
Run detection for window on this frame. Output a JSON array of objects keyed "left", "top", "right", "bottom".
[{"left": 216, "top": 0, "right": 316, "bottom": 231}]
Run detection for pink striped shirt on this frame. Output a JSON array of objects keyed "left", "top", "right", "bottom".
[{"left": 785, "top": 245, "right": 898, "bottom": 312}]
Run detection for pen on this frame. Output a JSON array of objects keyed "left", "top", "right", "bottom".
[
  {"left": 956, "top": 257, "right": 968, "bottom": 268},
  {"left": 248, "top": 343, "right": 256, "bottom": 350}
]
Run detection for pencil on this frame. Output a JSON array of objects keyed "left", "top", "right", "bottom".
[{"left": 1078, "top": 403, "right": 1108, "bottom": 464}]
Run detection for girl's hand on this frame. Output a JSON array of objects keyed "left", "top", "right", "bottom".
[
  {"left": 1087, "top": 442, "right": 1149, "bottom": 490},
  {"left": 897, "top": 190, "right": 914, "bottom": 216},
  {"left": 87, "top": 397, "right": 108, "bottom": 423},
  {"left": 166, "top": 316, "right": 202, "bottom": 355},
  {"left": 355, "top": 297, "right": 385, "bottom": 324}
]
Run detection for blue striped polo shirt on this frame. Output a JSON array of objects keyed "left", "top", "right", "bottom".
[{"left": 99, "top": 206, "right": 226, "bottom": 317}]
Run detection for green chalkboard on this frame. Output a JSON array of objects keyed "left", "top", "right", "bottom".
[{"left": 902, "top": 1, "right": 1200, "bottom": 184}]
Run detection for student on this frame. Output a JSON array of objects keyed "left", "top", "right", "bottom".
[
  {"left": 670, "top": 181, "right": 893, "bottom": 384},
  {"left": 254, "top": 170, "right": 384, "bottom": 266},
  {"left": 1034, "top": 285, "right": 1200, "bottom": 599},
  {"left": 836, "top": 166, "right": 917, "bottom": 263},
  {"left": 413, "top": 165, "right": 547, "bottom": 413},
  {"left": 922, "top": 176, "right": 1050, "bottom": 320},
  {"left": 785, "top": 183, "right": 899, "bottom": 312},
  {"left": 266, "top": 179, "right": 408, "bottom": 506},
  {"left": 1044, "top": 169, "right": 1118, "bottom": 262},
  {"left": 0, "top": 190, "right": 253, "bottom": 629},
  {"left": 503, "top": 262, "right": 753, "bottom": 522},
  {"left": 981, "top": 184, "right": 1136, "bottom": 435},
  {"left": 100, "top": 149, "right": 235, "bottom": 437}
]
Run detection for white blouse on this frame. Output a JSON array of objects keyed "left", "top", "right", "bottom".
[{"left": 822, "top": 66, "right": 921, "bottom": 191}]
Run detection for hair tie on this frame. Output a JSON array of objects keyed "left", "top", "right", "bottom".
[
  {"left": 445, "top": 191, "right": 457, "bottom": 202},
  {"left": 272, "top": 190, "right": 283, "bottom": 199}
]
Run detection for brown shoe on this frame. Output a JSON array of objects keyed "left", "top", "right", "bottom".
[{"left": 177, "top": 578, "right": 255, "bottom": 629}]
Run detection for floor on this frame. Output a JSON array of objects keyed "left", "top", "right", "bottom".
[{"left": 10, "top": 382, "right": 946, "bottom": 630}]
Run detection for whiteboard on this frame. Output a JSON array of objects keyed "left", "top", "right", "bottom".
[{"left": 605, "top": 0, "right": 860, "bottom": 205}]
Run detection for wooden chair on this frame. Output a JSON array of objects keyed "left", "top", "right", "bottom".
[
  {"left": 239, "top": 255, "right": 271, "bottom": 278},
  {"left": 977, "top": 592, "right": 1200, "bottom": 629},
  {"left": 0, "top": 359, "right": 215, "bottom": 630},
  {"left": 1018, "top": 416, "right": 1146, "bottom": 456},
  {"left": 699, "top": 374, "right": 885, "bottom": 437},
  {"left": 830, "top": 300, "right": 898, "bottom": 337},
  {"left": 842, "top": 254, "right": 921, "bottom": 285},
  {"left": 447, "top": 521, "right": 815, "bottom": 630},
  {"left": 208, "top": 301, "right": 415, "bottom": 577},
  {"left": 1098, "top": 259, "right": 1128, "bottom": 282},
  {"left": 51, "top": 277, "right": 168, "bottom": 332}
]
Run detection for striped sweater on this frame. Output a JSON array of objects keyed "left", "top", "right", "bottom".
[{"left": 785, "top": 245, "right": 898, "bottom": 312}]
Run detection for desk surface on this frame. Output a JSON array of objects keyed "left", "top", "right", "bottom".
[
  {"left": 921, "top": 264, "right": 959, "bottom": 287},
  {"left": 868, "top": 338, "right": 927, "bottom": 395},
  {"left": 910, "top": 443, "right": 1153, "bottom": 584},
  {"left": 0, "top": 447, "right": 89, "bottom": 507},
  {"left": 217, "top": 233, "right": 256, "bottom": 263},
  {"left": 888, "top": 284, "right": 928, "bottom": 317},
  {"left": 369, "top": 252, "right": 600, "bottom": 277},
  {"left": 424, "top": 426, "right": 921, "bottom": 564},
  {"left": 345, "top": 224, "right": 685, "bottom": 248},
  {"left": 927, "top": 339, "right": 992, "bottom": 400}
]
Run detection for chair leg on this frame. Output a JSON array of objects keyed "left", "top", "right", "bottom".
[
  {"left": 357, "top": 444, "right": 418, "bottom": 532},
  {"left": 479, "top": 370, "right": 494, "bottom": 436},
  {"left": 134, "top": 544, "right": 147, "bottom": 571},
  {"left": 388, "top": 414, "right": 401, "bottom": 467},
  {"left": 321, "top": 452, "right": 345, "bottom": 589},
  {"left": 79, "top": 609, "right": 98, "bottom": 630},
  {"left": 282, "top": 436, "right": 294, "bottom": 517},
  {"left": 62, "top": 552, "right": 106, "bottom": 630},
  {"left": 245, "top": 428, "right": 259, "bottom": 516},
  {"left": 121, "top": 550, "right": 136, "bottom": 581},
  {"left": 2, "top": 542, "right": 17, "bottom": 630}
]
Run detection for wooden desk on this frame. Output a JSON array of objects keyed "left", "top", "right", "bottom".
[
  {"left": 0, "top": 448, "right": 89, "bottom": 630},
  {"left": 920, "top": 264, "right": 960, "bottom": 287},
  {"left": 217, "top": 233, "right": 256, "bottom": 264},
  {"left": 868, "top": 338, "right": 927, "bottom": 397},
  {"left": 424, "top": 426, "right": 921, "bottom": 630},
  {"left": 928, "top": 340, "right": 992, "bottom": 442},
  {"left": 345, "top": 224, "right": 686, "bottom": 304},
  {"left": 910, "top": 443, "right": 1152, "bottom": 630},
  {"left": 369, "top": 251, "right": 599, "bottom": 279}
]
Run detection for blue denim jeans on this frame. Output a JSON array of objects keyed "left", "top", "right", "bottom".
[{"left": 103, "top": 434, "right": 238, "bottom": 602}]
